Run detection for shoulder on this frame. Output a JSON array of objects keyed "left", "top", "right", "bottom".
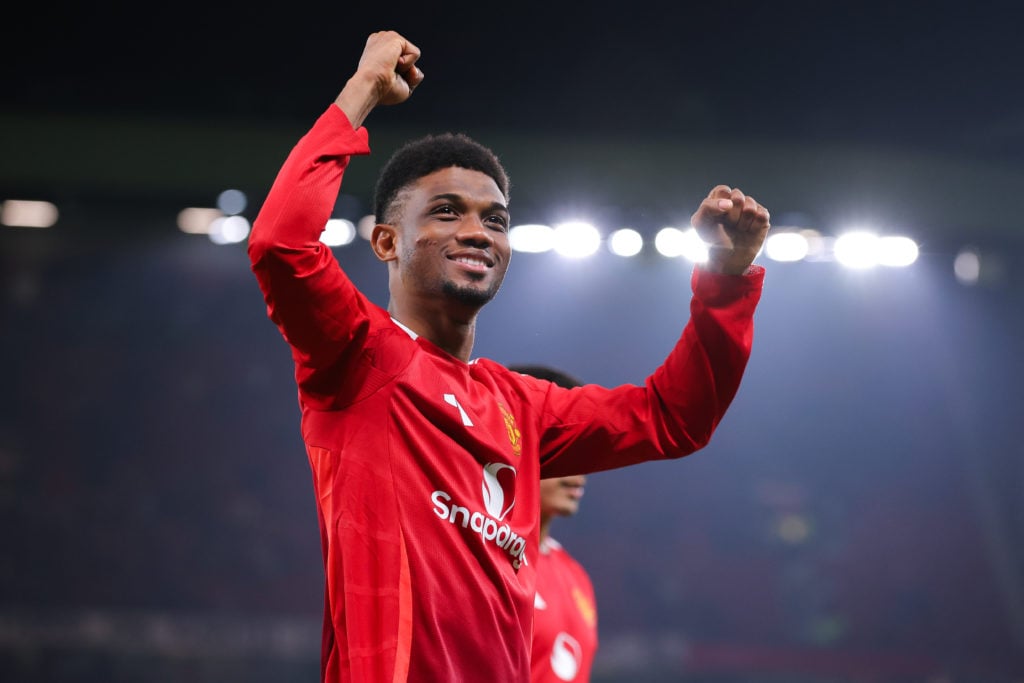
[
  {"left": 543, "top": 537, "right": 593, "bottom": 585},
  {"left": 474, "top": 359, "right": 554, "bottom": 397},
  {"left": 540, "top": 536, "right": 564, "bottom": 554}
]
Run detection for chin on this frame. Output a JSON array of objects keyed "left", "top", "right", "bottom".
[{"left": 443, "top": 280, "right": 499, "bottom": 307}]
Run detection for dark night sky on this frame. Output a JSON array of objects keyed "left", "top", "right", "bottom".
[{"left": 7, "top": 1, "right": 1024, "bottom": 162}]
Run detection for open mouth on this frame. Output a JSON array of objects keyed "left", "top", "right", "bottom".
[{"left": 450, "top": 254, "right": 492, "bottom": 273}]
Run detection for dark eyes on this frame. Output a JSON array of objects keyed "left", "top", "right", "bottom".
[
  {"left": 486, "top": 214, "right": 509, "bottom": 231},
  {"left": 431, "top": 204, "right": 508, "bottom": 231}
]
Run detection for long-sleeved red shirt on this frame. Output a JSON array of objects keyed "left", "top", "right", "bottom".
[{"left": 248, "top": 104, "right": 764, "bottom": 682}]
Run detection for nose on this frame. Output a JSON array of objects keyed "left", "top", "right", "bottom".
[
  {"left": 562, "top": 475, "right": 586, "bottom": 487},
  {"left": 455, "top": 213, "right": 494, "bottom": 248}
]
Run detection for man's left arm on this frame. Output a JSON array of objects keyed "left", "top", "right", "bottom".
[
  {"left": 643, "top": 182, "right": 770, "bottom": 452},
  {"left": 536, "top": 186, "right": 769, "bottom": 477}
]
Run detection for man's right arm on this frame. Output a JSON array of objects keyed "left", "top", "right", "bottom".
[
  {"left": 247, "top": 106, "right": 372, "bottom": 369},
  {"left": 247, "top": 31, "right": 423, "bottom": 371}
]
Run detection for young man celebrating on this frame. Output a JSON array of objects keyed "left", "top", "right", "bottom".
[{"left": 248, "top": 30, "right": 770, "bottom": 683}]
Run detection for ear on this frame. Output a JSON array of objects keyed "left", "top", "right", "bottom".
[{"left": 370, "top": 223, "right": 399, "bottom": 262}]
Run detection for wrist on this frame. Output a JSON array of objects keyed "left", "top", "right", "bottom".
[
  {"left": 705, "top": 247, "right": 755, "bottom": 275},
  {"left": 334, "top": 71, "right": 381, "bottom": 129}
]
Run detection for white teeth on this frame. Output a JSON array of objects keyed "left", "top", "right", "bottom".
[{"left": 455, "top": 256, "right": 487, "bottom": 267}]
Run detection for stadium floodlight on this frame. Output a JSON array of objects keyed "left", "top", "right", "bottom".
[
  {"left": 208, "top": 215, "right": 250, "bottom": 245},
  {"left": 954, "top": 248, "right": 981, "bottom": 285},
  {"left": 679, "top": 228, "right": 710, "bottom": 263},
  {"left": 877, "top": 236, "right": 919, "bottom": 267},
  {"left": 553, "top": 221, "right": 601, "bottom": 258},
  {"left": 509, "top": 223, "right": 555, "bottom": 253},
  {"left": 654, "top": 227, "right": 685, "bottom": 257},
  {"left": 217, "top": 189, "right": 248, "bottom": 216},
  {"left": 834, "top": 230, "right": 880, "bottom": 269},
  {"left": 0, "top": 199, "right": 59, "bottom": 228},
  {"left": 320, "top": 218, "right": 357, "bottom": 247},
  {"left": 177, "top": 207, "right": 222, "bottom": 234},
  {"left": 358, "top": 214, "right": 377, "bottom": 240},
  {"left": 608, "top": 228, "right": 643, "bottom": 257},
  {"left": 655, "top": 226, "right": 708, "bottom": 262},
  {"left": 764, "top": 231, "right": 810, "bottom": 262}
]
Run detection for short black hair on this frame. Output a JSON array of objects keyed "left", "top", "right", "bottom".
[
  {"left": 373, "top": 133, "right": 511, "bottom": 224},
  {"left": 508, "top": 364, "right": 583, "bottom": 390}
]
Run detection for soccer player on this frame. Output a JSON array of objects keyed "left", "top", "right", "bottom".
[
  {"left": 248, "top": 30, "right": 770, "bottom": 683},
  {"left": 509, "top": 365, "right": 598, "bottom": 683}
]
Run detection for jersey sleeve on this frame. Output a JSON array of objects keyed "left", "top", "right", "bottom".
[
  {"left": 529, "top": 264, "right": 764, "bottom": 478},
  {"left": 247, "top": 105, "right": 375, "bottom": 405}
]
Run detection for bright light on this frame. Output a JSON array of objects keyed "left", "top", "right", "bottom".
[
  {"left": 654, "top": 227, "right": 685, "bottom": 257},
  {"left": 954, "top": 248, "right": 980, "bottom": 285},
  {"left": 655, "top": 227, "right": 709, "bottom": 262},
  {"left": 509, "top": 223, "right": 555, "bottom": 253},
  {"left": 553, "top": 221, "right": 601, "bottom": 258},
  {"left": 834, "top": 230, "right": 879, "bottom": 269},
  {"left": 764, "top": 232, "right": 810, "bottom": 262},
  {"left": 320, "top": 218, "right": 356, "bottom": 247},
  {"left": 608, "top": 228, "right": 643, "bottom": 257},
  {"left": 678, "top": 228, "right": 710, "bottom": 263},
  {"left": 1, "top": 199, "right": 59, "bottom": 228},
  {"left": 357, "top": 214, "right": 376, "bottom": 240},
  {"left": 208, "top": 215, "right": 250, "bottom": 245},
  {"left": 177, "top": 207, "right": 222, "bottom": 234},
  {"left": 217, "top": 189, "right": 247, "bottom": 216},
  {"left": 877, "top": 236, "right": 919, "bottom": 267}
]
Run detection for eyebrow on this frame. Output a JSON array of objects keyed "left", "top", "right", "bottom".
[{"left": 428, "top": 193, "right": 509, "bottom": 214}]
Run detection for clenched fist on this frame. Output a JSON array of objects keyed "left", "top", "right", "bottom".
[
  {"left": 691, "top": 185, "right": 771, "bottom": 275},
  {"left": 335, "top": 30, "right": 425, "bottom": 129}
]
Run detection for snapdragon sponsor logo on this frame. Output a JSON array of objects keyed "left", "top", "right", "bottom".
[
  {"left": 431, "top": 463, "right": 528, "bottom": 569},
  {"left": 482, "top": 462, "right": 515, "bottom": 519}
]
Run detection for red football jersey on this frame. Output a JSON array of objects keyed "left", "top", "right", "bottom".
[
  {"left": 532, "top": 537, "right": 598, "bottom": 682},
  {"left": 248, "top": 105, "right": 764, "bottom": 682}
]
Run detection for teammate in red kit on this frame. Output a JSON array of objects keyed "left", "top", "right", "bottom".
[
  {"left": 248, "top": 30, "right": 770, "bottom": 683},
  {"left": 509, "top": 365, "right": 598, "bottom": 683}
]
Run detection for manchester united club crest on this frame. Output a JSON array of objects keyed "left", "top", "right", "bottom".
[
  {"left": 573, "top": 587, "right": 596, "bottom": 627},
  {"left": 498, "top": 403, "right": 521, "bottom": 457}
]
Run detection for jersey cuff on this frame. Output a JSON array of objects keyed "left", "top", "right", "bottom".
[
  {"left": 316, "top": 104, "right": 372, "bottom": 156},
  {"left": 691, "top": 264, "right": 765, "bottom": 306}
]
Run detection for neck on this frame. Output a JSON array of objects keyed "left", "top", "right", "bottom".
[
  {"left": 539, "top": 513, "right": 553, "bottom": 545},
  {"left": 389, "top": 297, "right": 478, "bottom": 362}
]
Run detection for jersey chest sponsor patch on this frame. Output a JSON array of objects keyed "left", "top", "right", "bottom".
[{"left": 429, "top": 390, "right": 529, "bottom": 569}]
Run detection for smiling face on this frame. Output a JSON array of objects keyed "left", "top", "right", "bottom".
[
  {"left": 386, "top": 166, "right": 511, "bottom": 311},
  {"left": 540, "top": 474, "right": 587, "bottom": 519}
]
